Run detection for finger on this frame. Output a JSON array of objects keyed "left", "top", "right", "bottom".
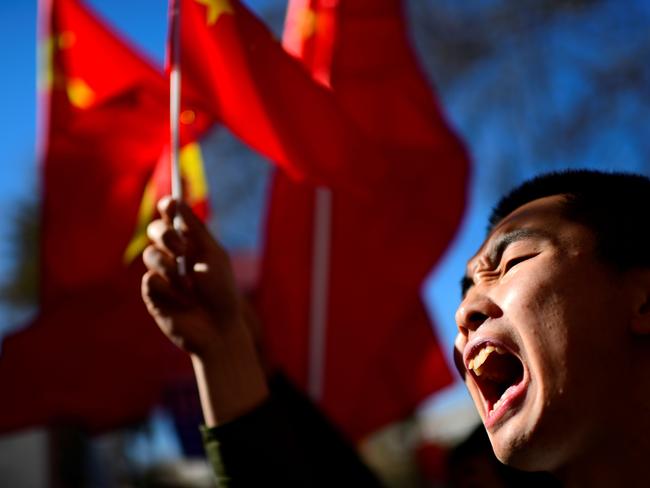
[
  {"left": 155, "top": 197, "right": 209, "bottom": 259},
  {"left": 141, "top": 269, "right": 191, "bottom": 312},
  {"left": 147, "top": 219, "right": 186, "bottom": 256},
  {"left": 156, "top": 196, "right": 177, "bottom": 225},
  {"left": 175, "top": 201, "right": 221, "bottom": 255},
  {"left": 142, "top": 245, "right": 178, "bottom": 279},
  {"left": 158, "top": 200, "right": 234, "bottom": 301},
  {"left": 157, "top": 197, "right": 192, "bottom": 237},
  {"left": 143, "top": 245, "right": 193, "bottom": 293}
]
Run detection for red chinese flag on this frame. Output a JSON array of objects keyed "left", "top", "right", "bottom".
[
  {"left": 255, "top": 0, "right": 470, "bottom": 440},
  {"left": 0, "top": 0, "right": 210, "bottom": 433},
  {"left": 179, "top": 0, "right": 396, "bottom": 196}
]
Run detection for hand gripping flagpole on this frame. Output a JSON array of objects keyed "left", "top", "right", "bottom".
[{"left": 170, "top": 0, "right": 186, "bottom": 275}]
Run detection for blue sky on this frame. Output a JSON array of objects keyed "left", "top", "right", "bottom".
[{"left": 1, "top": 1, "right": 40, "bottom": 209}]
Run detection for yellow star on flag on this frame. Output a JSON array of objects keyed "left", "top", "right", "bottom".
[
  {"left": 66, "top": 78, "right": 95, "bottom": 109},
  {"left": 123, "top": 142, "right": 209, "bottom": 264},
  {"left": 194, "top": 0, "right": 233, "bottom": 26},
  {"left": 297, "top": 7, "right": 317, "bottom": 40},
  {"left": 39, "top": 31, "right": 76, "bottom": 91}
]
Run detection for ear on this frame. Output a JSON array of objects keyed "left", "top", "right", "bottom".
[{"left": 629, "top": 270, "right": 650, "bottom": 336}]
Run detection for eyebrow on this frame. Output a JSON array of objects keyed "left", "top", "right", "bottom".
[{"left": 460, "top": 228, "right": 553, "bottom": 298}]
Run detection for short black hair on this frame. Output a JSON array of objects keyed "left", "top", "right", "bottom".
[{"left": 489, "top": 169, "right": 650, "bottom": 270}]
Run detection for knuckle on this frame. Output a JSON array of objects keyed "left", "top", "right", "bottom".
[
  {"left": 142, "top": 246, "right": 157, "bottom": 267},
  {"left": 157, "top": 196, "right": 174, "bottom": 216},
  {"left": 143, "top": 246, "right": 177, "bottom": 277}
]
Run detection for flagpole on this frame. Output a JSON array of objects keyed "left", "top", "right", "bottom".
[
  {"left": 170, "top": 0, "right": 186, "bottom": 275},
  {"left": 308, "top": 187, "right": 332, "bottom": 401},
  {"left": 301, "top": 2, "right": 336, "bottom": 403},
  {"left": 36, "top": 0, "right": 53, "bottom": 169}
]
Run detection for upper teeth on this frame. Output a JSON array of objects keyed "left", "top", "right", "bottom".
[{"left": 468, "top": 345, "right": 506, "bottom": 376}]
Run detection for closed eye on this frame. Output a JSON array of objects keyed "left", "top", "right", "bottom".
[{"left": 503, "top": 253, "right": 539, "bottom": 274}]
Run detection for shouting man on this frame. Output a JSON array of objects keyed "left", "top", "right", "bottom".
[
  {"left": 454, "top": 170, "right": 650, "bottom": 485},
  {"left": 142, "top": 170, "right": 650, "bottom": 486}
]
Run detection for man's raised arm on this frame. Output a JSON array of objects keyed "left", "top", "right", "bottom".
[{"left": 141, "top": 196, "right": 269, "bottom": 426}]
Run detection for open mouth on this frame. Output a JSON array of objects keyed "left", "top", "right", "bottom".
[{"left": 465, "top": 342, "right": 525, "bottom": 418}]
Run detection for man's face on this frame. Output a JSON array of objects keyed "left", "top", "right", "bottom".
[{"left": 455, "top": 195, "right": 634, "bottom": 471}]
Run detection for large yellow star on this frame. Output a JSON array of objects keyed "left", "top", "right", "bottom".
[
  {"left": 124, "top": 142, "right": 207, "bottom": 264},
  {"left": 194, "top": 0, "right": 233, "bottom": 26}
]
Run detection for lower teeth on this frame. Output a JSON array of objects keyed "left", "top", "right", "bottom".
[
  {"left": 492, "top": 396, "right": 506, "bottom": 412},
  {"left": 491, "top": 384, "right": 518, "bottom": 413}
]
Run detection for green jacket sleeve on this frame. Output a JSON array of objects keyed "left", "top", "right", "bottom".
[{"left": 201, "top": 374, "right": 384, "bottom": 487}]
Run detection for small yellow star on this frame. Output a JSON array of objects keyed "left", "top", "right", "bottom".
[
  {"left": 180, "top": 109, "right": 196, "bottom": 124},
  {"left": 39, "top": 37, "right": 56, "bottom": 90},
  {"left": 193, "top": 0, "right": 233, "bottom": 26},
  {"left": 58, "top": 31, "right": 76, "bottom": 49},
  {"left": 298, "top": 8, "right": 317, "bottom": 40},
  {"left": 66, "top": 78, "right": 95, "bottom": 108},
  {"left": 39, "top": 33, "right": 75, "bottom": 91}
]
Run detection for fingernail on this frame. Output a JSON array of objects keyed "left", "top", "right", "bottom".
[{"left": 158, "top": 195, "right": 174, "bottom": 214}]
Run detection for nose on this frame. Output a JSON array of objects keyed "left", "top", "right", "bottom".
[{"left": 455, "top": 289, "right": 502, "bottom": 337}]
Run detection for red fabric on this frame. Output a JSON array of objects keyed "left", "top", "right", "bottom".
[
  {"left": 0, "top": 268, "right": 192, "bottom": 433},
  {"left": 256, "top": 0, "right": 470, "bottom": 440},
  {"left": 0, "top": 0, "right": 210, "bottom": 434},
  {"left": 178, "top": 0, "right": 468, "bottom": 439},
  {"left": 180, "top": 0, "right": 394, "bottom": 197},
  {"left": 146, "top": 147, "right": 211, "bottom": 222},
  {"left": 39, "top": 0, "right": 210, "bottom": 303}
]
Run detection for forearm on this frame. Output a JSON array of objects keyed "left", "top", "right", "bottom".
[{"left": 191, "top": 319, "right": 269, "bottom": 427}]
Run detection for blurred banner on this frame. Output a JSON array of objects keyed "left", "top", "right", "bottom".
[
  {"left": 175, "top": 0, "right": 469, "bottom": 440},
  {"left": 0, "top": 0, "right": 213, "bottom": 434}
]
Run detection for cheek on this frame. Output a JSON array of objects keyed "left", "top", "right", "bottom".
[
  {"left": 501, "top": 258, "right": 581, "bottom": 331},
  {"left": 499, "top": 269, "right": 572, "bottom": 376},
  {"left": 499, "top": 269, "right": 565, "bottom": 334}
]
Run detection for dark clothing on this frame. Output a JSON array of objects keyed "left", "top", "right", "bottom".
[{"left": 201, "top": 374, "right": 383, "bottom": 487}]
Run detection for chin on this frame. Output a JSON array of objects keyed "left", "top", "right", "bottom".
[
  {"left": 488, "top": 426, "right": 533, "bottom": 469},
  {"left": 494, "top": 445, "right": 541, "bottom": 472},
  {"left": 488, "top": 423, "right": 568, "bottom": 473}
]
